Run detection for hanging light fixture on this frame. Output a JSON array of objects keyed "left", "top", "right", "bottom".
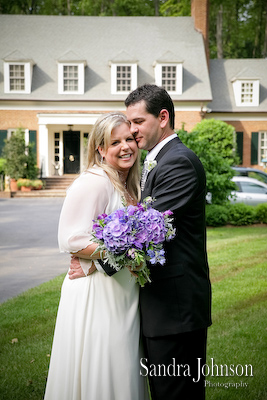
[{"left": 68, "top": 124, "right": 73, "bottom": 132}]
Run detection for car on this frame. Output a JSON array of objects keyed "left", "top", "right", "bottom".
[
  {"left": 232, "top": 167, "right": 267, "bottom": 184},
  {"left": 230, "top": 176, "right": 267, "bottom": 206}
]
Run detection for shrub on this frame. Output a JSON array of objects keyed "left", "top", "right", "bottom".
[
  {"left": 2, "top": 129, "right": 27, "bottom": 179},
  {"left": 227, "top": 203, "right": 256, "bottom": 226},
  {"left": 31, "top": 179, "right": 44, "bottom": 190},
  {"left": 25, "top": 143, "right": 38, "bottom": 180},
  {"left": 178, "top": 129, "right": 235, "bottom": 205},
  {"left": 0, "top": 158, "right": 6, "bottom": 175},
  {"left": 255, "top": 203, "right": 267, "bottom": 224},
  {"left": 206, "top": 204, "right": 229, "bottom": 227},
  {"left": 191, "top": 118, "right": 238, "bottom": 163}
]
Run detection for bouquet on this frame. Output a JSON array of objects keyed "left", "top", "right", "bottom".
[{"left": 92, "top": 197, "right": 176, "bottom": 287}]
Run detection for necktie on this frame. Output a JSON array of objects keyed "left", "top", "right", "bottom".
[{"left": 141, "top": 162, "right": 149, "bottom": 191}]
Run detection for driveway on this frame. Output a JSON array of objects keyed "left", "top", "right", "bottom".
[{"left": 0, "top": 197, "right": 69, "bottom": 303}]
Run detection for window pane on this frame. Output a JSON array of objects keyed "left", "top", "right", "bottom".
[
  {"left": 162, "top": 66, "right": 176, "bottom": 91},
  {"left": 241, "top": 82, "right": 254, "bottom": 103},
  {"left": 117, "top": 65, "right": 131, "bottom": 92},
  {"left": 240, "top": 182, "right": 266, "bottom": 193},
  {"left": 9, "top": 64, "right": 25, "bottom": 91},
  {"left": 63, "top": 65, "right": 79, "bottom": 92}
]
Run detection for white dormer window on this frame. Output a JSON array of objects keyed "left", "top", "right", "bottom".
[
  {"left": 58, "top": 63, "right": 85, "bottom": 94},
  {"left": 4, "top": 62, "right": 33, "bottom": 94},
  {"left": 232, "top": 79, "right": 259, "bottom": 107},
  {"left": 154, "top": 63, "right": 183, "bottom": 95},
  {"left": 111, "top": 64, "right": 137, "bottom": 94}
]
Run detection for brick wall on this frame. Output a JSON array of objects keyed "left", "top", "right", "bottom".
[{"left": 226, "top": 120, "right": 267, "bottom": 170}]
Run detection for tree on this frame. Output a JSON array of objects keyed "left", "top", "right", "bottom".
[
  {"left": 160, "top": 0, "right": 190, "bottom": 16},
  {"left": 191, "top": 118, "right": 238, "bottom": 163},
  {"left": 2, "top": 129, "right": 28, "bottom": 180},
  {"left": 2, "top": 129, "right": 38, "bottom": 180},
  {"left": 177, "top": 128, "right": 236, "bottom": 205},
  {"left": 209, "top": 0, "right": 267, "bottom": 59}
]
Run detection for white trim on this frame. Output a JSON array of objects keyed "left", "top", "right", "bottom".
[
  {"left": 154, "top": 63, "right": 183, "bottom": 95},
  {"left": 232, "top": 79, "right": 260, "bottom": 107},
  {"left": 4, "top": 62, "right": 33, "bottom": 94},
  {"left": 110, "top": 63, "right": 137, "bottom": 95},
  {"left": 205, "top": 113, "right": 267, "bottom": 121},
  {"left": 39, "top": 124, "right": 49, "bottom": 177},
  {"left": 58, "top": 63, "right": 84, "bottom": 95},
  {"left": 0, "top": 101, "right": 208, "bottom": 111},
  {"left": 37, "top": 113, "right": 101, "bottom": 125}
]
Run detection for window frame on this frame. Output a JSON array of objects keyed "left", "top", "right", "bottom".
[
  {"left": 4, "top": 61, "right": 32, "bottom": 94},
  {"left": 259, "top": 131, "right": 267, "bottom": 165},
  {"left": 110, "top": 63, "right": 137, "bottom": 95},
  {"left": 232, "top": 79, "right": 260, "bottom": 107},
  {"left": 58, "top": 62, "right": 85, "bottom": 95},
  {"left": 154, "top": 63, "right": 183, "bottom": 95}
]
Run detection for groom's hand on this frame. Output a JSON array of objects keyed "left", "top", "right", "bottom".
[
  {"left": 68, "top": 256, "right": 85, "bottom": 279},
  {"left": 68, "top": 256, "right": 96, "bottom": 279}
]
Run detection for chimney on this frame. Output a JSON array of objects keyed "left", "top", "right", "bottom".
[{"left": 191, "top": 0, "right": 209, "bottom": 65}]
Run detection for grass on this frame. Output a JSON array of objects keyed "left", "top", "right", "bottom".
[
  {"left": 0, "top": 226, "right": 266, "bottom": 400},
  {"left": 205, "top": 225, "right": 267, "bottom": 400}
]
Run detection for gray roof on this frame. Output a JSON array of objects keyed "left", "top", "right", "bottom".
[
  {"left": 0, "top": 15, "right": 212, "bottom": 102},
  {"left": 208, "top": 59, "right": 267, "bottom": 112}
]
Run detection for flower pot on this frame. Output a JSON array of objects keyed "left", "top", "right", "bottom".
[
  {"left": 21, "top": 186, "right": 32, "bottom": 192},
  {"left": 10, "top": 179, "right": 18, "bottom": 192}
]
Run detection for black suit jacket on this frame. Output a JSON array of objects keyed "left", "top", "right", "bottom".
[
  {"left": 139, "top": 137, "right": 212, "bottom": 337},
  {"left": 99, "top": 137, "right": 212, "bottom": 337}
]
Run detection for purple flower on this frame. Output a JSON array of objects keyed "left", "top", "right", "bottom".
[
  {"left": 147, "top": 249, "right": 166, "bottom": 265},
  {"left": 91, "top": 196, "right": 175, "bottom": 285},
  {"left": 163, "top": 210, "right": 173, "bottom": 217}
]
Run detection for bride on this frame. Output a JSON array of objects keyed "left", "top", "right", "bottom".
[{"left": 44, "top": 112, "right": 149, "bottom": 400}]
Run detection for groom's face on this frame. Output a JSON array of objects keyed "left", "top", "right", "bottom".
[{"left": 126, "top": 100, "right": 162, "bottom": 152}]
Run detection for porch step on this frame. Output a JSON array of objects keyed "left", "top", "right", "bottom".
[
  {"left": 43, "top": 175, "right": 77, "bottom": 190},
  {"left": 12, "top": 189, "right": 67, "bottom": 198},
  {"left": 11, "top": 175, "right": 78, "bottom": 197}
]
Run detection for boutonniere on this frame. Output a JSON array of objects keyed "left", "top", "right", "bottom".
[{"left": 144, "top": 160, "right": 157, "bottom": 172}]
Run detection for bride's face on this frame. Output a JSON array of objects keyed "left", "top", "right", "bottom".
[{"left": 98, "top": 122, "right": 138, "bottom": 173}]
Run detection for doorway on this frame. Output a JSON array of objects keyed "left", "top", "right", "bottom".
[{"left": 63, "top": 130, "right": 80, "bottom": 174}]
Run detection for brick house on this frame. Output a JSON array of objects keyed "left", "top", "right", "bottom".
[{"left": 0, "top": 0, "right": 266, "bottom": 179}]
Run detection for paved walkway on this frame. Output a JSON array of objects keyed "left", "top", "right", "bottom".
[{"left": 0, "top": 197, "right": 69, "bottom": 303}]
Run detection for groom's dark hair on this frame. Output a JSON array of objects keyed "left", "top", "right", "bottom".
[{"left": 125, "top": 84, "right": 175, "bottom": 129}]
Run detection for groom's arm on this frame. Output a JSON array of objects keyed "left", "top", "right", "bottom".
[{"left": 69, "top": 257, "right": 117, "bottom": 280}]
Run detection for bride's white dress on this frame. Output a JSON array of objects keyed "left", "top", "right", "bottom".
[{"left": 44, "top": 167, "right": 149, "bottom": 400}]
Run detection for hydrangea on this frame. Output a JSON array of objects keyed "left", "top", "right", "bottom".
[{"left": 92, "top": 197, "right": 176, "bottom": 287}]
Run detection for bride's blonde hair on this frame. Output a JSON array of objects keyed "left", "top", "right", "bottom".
[{"left": 86, "top": 112, "right": 141, "bottom": 202}]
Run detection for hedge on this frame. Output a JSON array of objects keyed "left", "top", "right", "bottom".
[{"left": 206, "top": 203, "right": 267, "bottom": 227}]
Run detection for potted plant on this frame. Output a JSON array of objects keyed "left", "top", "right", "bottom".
[
  {"left": 2, "top": 129, "right": 27, "bottom": 191},
  {"left": 17, "top": 178, "right": 33, "bottom": 191},
  {"left": 32, "top": 179, "right": 44, "bottom": 190}
]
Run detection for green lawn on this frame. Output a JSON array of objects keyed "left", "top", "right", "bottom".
[
  {"left": 205, "top": 226, "right": 267, "bottom": 400},
  {"left": 0, "top": 225, "right": 266, "bottom": 400}
]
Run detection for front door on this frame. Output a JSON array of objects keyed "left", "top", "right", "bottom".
[{"left": 63, "top": 131, "right": 80, "bottom": 174}]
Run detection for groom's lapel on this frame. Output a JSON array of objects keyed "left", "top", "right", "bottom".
[{"left": 142, "top": 137, "right": 180, "bottom": 199}]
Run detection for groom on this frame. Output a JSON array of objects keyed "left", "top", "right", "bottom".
[{"left": 70, "top": 84, "right": 212, "bottom": 399}]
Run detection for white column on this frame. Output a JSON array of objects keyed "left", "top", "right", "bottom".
[{"left": 39, "top": 124, "right": 49, "bottom": 177}]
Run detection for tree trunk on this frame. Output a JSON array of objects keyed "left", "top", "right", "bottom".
[
  {"left": 216, "top": 4, "right": 223, "bottom": 59},
  {"left": 154, "top": 0, "right": 159, "bottom": 16}
]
